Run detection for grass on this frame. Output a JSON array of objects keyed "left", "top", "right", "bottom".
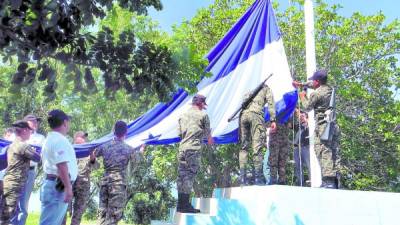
[{"left": 26, "top": 212, "right": 133, "bottom": 225}]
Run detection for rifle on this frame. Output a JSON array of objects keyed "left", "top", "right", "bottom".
[
  {"left": 227, "top": 74, "right": 273, "bottom": 122},
  {"left": 320, "top": 87, "right": 336, "bottom": 141}
]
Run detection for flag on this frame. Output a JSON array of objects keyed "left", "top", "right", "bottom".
[{"left": 0, "top": 0, "right": 297, "bottom": 169}]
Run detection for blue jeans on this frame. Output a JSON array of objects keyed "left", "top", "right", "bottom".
[
  {"left": 11, "top": 168, "right": 36, "bottom": 225},
  {"left": 39, "top": 180, "right": 68, "bottom": 225}
]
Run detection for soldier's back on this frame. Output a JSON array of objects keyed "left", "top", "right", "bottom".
[
  {"left": 244, "top": 85, "right": 273, "bottom": 115},
  {"left": 314, "top": 85, "right": 332, "bottom": 114},
  {"left": 96, "top": 140, "right": 134, "bottom": 181},
  {"left": 3, "top": 139, "right": 32, "bottom": 184},
  {"left": 179, "top": 107, "right": 209, "bottom": 150}
]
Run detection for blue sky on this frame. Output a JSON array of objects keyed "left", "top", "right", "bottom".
[{"left": 149, "top": 0, "right": 399, "bottom": 33}]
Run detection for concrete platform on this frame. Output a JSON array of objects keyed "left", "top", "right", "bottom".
[{"left": 153, "top": 185, "right": 400, "bottom": 225}]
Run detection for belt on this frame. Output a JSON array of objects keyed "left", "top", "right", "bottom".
[
  {"left": 29, "top": 166, "right": 35, "bottom": 170},
  {"left": 46, "top": 174, "right": 58, "bottom": 181}
]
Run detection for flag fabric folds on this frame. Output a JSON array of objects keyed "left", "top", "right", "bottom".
[{"left": 0, "top": 0, "right": 297, "bottom": 169}]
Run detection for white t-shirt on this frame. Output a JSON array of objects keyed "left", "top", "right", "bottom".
[
  {"left": 28, "top": 132, "right": 45, "bottom": 167},
  {"left": 41, "top": 131, "right": 78, "bottom": 181}
]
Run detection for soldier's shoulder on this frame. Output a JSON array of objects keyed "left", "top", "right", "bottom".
[{"left": 10, "top": 140, "right": 30, "bottom": 151}]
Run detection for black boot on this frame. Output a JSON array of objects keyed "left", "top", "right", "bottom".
[
  {"left": 254, "top": 169, "right": 266, "bottom": 185},
  {"left": 177, "top": 193, "right": 200, "bottom": 213},
  {"left": 239, "top": 168, "right": 247, "bottom": 185},
  {"left": 321, "top": 177, "right": 338, "bottom": 189}
]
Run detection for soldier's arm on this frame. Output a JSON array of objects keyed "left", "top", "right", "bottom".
[
  {"left": 88, "top": 149, "right": 100, "bottom": 170},
  {"left": 94, "top": 144, "right": 103, "bottom": 157},
  {"left": 203, "top": 115, "right": 214, "bottom": 145},
  {"left": 301, "top": 91, "right": 318, "bottom": 112},
  {"left": 265, "top": 86, "right": 276, "bottom": 121},
  {"left": 130, "top": 145, "right": 145, "bottom": 165},
  {"left": 23, "top": 144, "right": 41, "bottom": 163},
  {"left": 178, "top": 118, "right": 183, "bottom": 139}
]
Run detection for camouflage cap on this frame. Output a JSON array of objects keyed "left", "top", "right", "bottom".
[
  {"left": 308, "top": 69, "right": 327, "bottom": 81},
  {"left": 12, "top": 120, "right": 32, "bottom": 130},
  {"left": 192, "top": 94, "right": 207, "bottom": 105}
]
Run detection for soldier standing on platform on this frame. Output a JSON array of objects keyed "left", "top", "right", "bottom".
[
  {"left": 239, "top": 85, "right": 276, "bottom": 185},
  {"left": 268, "top": 122, "right": 290, "bottom": 185},
  {"left": 0, "top": 121, "right": 41, "bottom": 224},
  {"left": 294, "top": 69, "right": 341, "bottom": 189},
  {"left": 95, "top": 121, "right": 144, "bottom": 225},
  {"left": 177, "top": 94, "right": 214, "bottom": 213}
]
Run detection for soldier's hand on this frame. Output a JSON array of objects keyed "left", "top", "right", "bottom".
[
  {"left": 139, "top": 144, "right": 146, "bottom": 153},
  {"left": 299, "top": 91, "right": 307, "bottom": 100},
  {"left": 64, "top": 185, "right": 73, "bottom": 203},
  {"left": 270, "top": 122, "right": 277, "bottom": 133},
  {"left": 208, "top": 136, "right": 215, "bottom": 145},
  {"left": 292, "top": 81, "right": 302, "bottom": 88},
  {"left": 89, "top": 150, "right": 96, "bottom": 162}
]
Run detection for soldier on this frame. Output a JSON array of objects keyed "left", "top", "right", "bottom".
[
  {"left": 62, "top": 131, "right": 99, "bottom": 225},
  {"left": 239, "top": 85, "right": 276, "bottom": 185},
  {"left": 1, "top": 128, "right": 15, "bottom": 212},
  {"left": 12, "top": 114, "right": 45, "bottom": 225},
  {"left": 95, "top": 121, "right": 144, "bottom": 225},
  {"left": 177, "top": 94, "right": 214, "bottom": 213},
  {"left": 0, "top": 121, "right": 41, "bottom": 224},
  {"left": 295, "top": 69, "right": 340, "bottom": 189},
  {"left": 268, "top": 122, "right": 290, "bottom": 185}
]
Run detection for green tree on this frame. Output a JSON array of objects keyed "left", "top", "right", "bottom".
[{"left": 167, "top": 0, "right": 400, "bottom": 194}]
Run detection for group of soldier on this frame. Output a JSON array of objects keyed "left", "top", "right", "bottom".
[
  {"left": 0, "top": 110, "right": 144, "bottom": 225},
  {"left": 177, "top": 69, "right": 341, "bottom": 213},
  {"left": 0, "top": 68, "right": 340, "bottom": 223}
]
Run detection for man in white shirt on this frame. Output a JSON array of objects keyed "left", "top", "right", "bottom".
[
  {"left": 11, "top": 114, "right": 45, "bottom": 225},
  {"left": 39, "top": 109, "right": 78, "bottom": 225}
]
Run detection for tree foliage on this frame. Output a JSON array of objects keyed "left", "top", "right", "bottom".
[{"left": 0, "top": 0, "right": 182, "bottom": 101}]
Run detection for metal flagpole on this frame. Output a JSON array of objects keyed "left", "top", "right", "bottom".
[{"left": 304, "top": 0, "right": 322, "bottom": 187}]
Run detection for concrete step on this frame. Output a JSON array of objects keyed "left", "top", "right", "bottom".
[
  {"left": 156, "top": 185, "right": 400, "bottom": 225},
  {"left": 150, "top": 220, "right": 176, "bottom": 225}
]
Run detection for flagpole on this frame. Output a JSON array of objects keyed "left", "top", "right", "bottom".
[{"left": 304, "top": 0, "right": 322, "bottom": 187}]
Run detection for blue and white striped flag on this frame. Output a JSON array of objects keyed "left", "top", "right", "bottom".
[{"left": 0, "top": 0, "right": 297, "bottom": 169}]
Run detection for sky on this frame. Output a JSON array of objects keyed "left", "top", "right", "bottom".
[{"left": 148, "top": 0, "right": 399, "bottom": 33}]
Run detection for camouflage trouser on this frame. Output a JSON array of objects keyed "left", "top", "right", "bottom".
[
  {"left": 0, "top": 180, "right": 23, "bottom": 224},
  {"left": 315, "top": 123, "right": 341, "bottom": 178},
  {"left": 268, "top": 134, "right": 290, "bottom": 184},
  {"left": 71, "top": 177, "right": 90, "bottom": 225},
  {"left": 177, "top": 149, "right": 201, "bottom": 194},
  {"left": 239, "top": 111, "right": 266, "bottom": 171},
  {"left": 98, "top": 177, "right": 127, "bottom": 225}
]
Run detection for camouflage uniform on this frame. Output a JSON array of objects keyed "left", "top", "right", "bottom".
[
  {"left": 239, "top": 85, "right": 275, "bottom": 172},
  {"left": 0, "top": 139, "right": 40, "bottom": 224},
  {"left": 95, "top": 140, "right": 136, "bottom": 225},
  {"left": 69, "top": 157, "right": 99, "bottom": 225},
  {"left": 177, "top": 107, "right": 211, "bottom": 194},
  {"left": 302, "top": 84, "right": 340, "bottom": 179},
  {"left": 268, "top": 122, "right": 290, "bottom": 184}
]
